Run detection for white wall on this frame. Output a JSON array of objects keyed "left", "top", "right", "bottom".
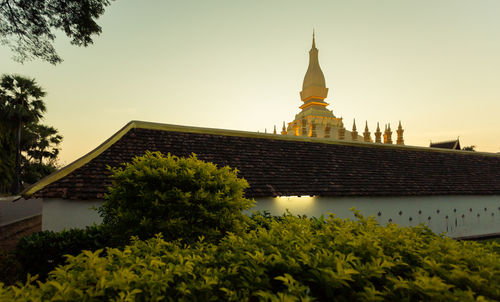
[
  {"left": 41, "top": 195, "right": 500, "bottom": 238},
  {"left": 0, "top": 197, "right": 42, "bottom": 227},
  {"left": 249, "top": 195, "right": 500, "bottom": 238},
  {"left": 42, "top": 199, "right": 103, "bottom": 232}
]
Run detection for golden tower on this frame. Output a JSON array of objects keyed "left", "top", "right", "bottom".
[
  {"left": 281, "top": 121, "right": 287, "bottom": 135},
  {"left": 386, "top": 124, "right": 393, "bottom": 144},
  {"left": 363, "top": 121, "right": 371, "bottom": 142},
  {"left": 396, "top": 121, "right": 404, "bottom": 145},
  {"left": 375, "top": 122, "right": 382, "bottom": 143},
  {"left": 351, "top": 119, "right": 358, "bottom": 141},
  {"left": 279, "top": 33, "right": 403, "bottom": 144},
  {"left": 284, "top": 32, "right": 362, "bottom": 141}
]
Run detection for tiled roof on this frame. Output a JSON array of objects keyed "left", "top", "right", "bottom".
[
  {"left": 24, "top": 121, "right": 500, "bottom": 199},
  {"left": 430, "top": 139, "right": 461, "bottom": 150}
]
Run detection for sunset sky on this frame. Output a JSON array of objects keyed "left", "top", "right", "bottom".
[{"left": 1, "top": 0, "right": 500, "bottom": 165}]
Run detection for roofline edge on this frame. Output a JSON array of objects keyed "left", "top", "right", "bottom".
[
  {"left": 131, "top": 120, "right": 500, "bottom": 157},
  {"left": 22, "top": 120, "right": 500, "bottom": 198},
  {"left": 21, "top": 121, "right": 137, "bottom": 198}
]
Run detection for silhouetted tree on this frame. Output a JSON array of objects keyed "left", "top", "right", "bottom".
[
  {"left": 462, "top": 145, "right": 476, "bottom": 152},
  {"left": 0, "top": 75, "right": 46, "bottom": 194},
  {"left": 0, "top": 0, "right": 113, "bottom": 64},
  {"left": 23, "top": 123, "right": 62, "bottom": 164}
]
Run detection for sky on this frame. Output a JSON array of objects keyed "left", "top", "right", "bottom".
[{"left": 1, "top": 0, "right": 500, "bottom": 165}]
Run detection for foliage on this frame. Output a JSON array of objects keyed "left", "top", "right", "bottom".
[
  {"left": 0, "top": 120, "right": 15, "bottom": 192},
  {"left": 0, "top": 251, "right": 21, "bottom": 286},
  {"left": 99, "top": 151, "right": 254, "bottom": 244},
  {"left": 2, "top": 213, "right": 500, "bottom": 301},
  {"left": 462, "top": 145, "right": 476, "bottom": 152},
  {"left": 20, "top": 159, "right": 57, "bottom": 185},
  {"left": 0, "top": 0, "right": 113, "bottom": 64},
  {"left": 20, "top": 123, "right": 62, "bottom": 185},
  {"left": 0, "top": 74, "right": 62, "bottom": 192},
  {"left": 477, "top": 237, "right": 500, "bottom": 254},
  {"left": 22, "top": 123, "right": 62, "bottom": 164},
  {"left": 14, "top": 225, "right": 110, "bottom": 282},
  {"left": 0, "top": 75, "right": 46, "bottom": 125}
]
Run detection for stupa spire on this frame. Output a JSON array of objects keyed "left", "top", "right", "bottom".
[
  {"left": 281, "top": 121, "right": 288, "bottom": 135},
  {"left": 299, "top": 31, "right": 329, "bottom": 106},
  {"left": 375, "top": 122, "right": 382, "bottom": 143},
  {"left": 312, "top": 29, "right": 316, "bottom": 49},
  {"left": 351, "top": 119, "right": 358, "bottom": 141},
  {"left": 302, "top": 32, "right": 326, "bottom": 91},
  {"left": 396, "top": 121, "right": 404, "bottom": 145},
  {"left": 363, "top": 121, "right": 371, "bottom": 142}
]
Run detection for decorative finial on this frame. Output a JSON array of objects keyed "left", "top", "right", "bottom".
[
  {"left": 351, "top": 119, "right": 358, "bottom": 141},
  {"left": 375, "top": 122, "right": 382, "bottom": 143},
  {"left": 396, "top": 121, "right": 404, "bottom": 145},
  {"left": 363, "top": 121, "right": 371, "bottom": 142},
  {"left": 385, "top": 123, "right": 393, "bottom": 144},
  {"left": 281, "top": 121, "right": 288, "bottom": 135},
  {"left": 312, "top": 29, "right": 316, "bottom": 49},
  {"left": 273, "top": 125, "right": 277, "bottom": 134}
]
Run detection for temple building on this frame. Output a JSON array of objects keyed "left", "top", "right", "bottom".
[
  {"left": 281, "top": 33, "right": 404, "bottom": 145},
  {"left": 6, "top": 34, "right": 500, "bottom": 242},
  {"left": 430, "top": 138, "right": 461, "bottom": 150}
]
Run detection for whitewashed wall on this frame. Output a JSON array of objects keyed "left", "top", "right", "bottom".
[
  {"left": 40, "top": 195, "right": 500, "bottom": 238},
  {"left": 42, "top": 199, "right": 103, "bottom": 232},
  {"left": 0, "top": 196, "right": 42, "bottom": 227},
  {"left": 250, "top": 195, "right": 500, "bottom": 239}
]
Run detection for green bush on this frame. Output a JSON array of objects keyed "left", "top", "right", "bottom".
[
  {"left": 2, "top": 213, "right": 499, "bottom": 301},
  {"left": 0, "top": 251, "right": 21, "bottom": 285},
  {"left": 99, "top": 151, "right": 254, "bottom": 243},
  {"left": 15, "top": 224, "right": 110, "bottom": 281}
]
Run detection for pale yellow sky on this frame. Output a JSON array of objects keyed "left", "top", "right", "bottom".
[{"left": 1, "top": 0, "right": 500, "bottom": 165}]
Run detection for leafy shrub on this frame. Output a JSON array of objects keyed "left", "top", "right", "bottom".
[
  {"left": 99, "top": 151, "right": 254, "bottom": 243},
  {"left": 15, "top": 224, "right": 110, "bottom": 281},
  {"left": 478, "top": 237, "right": 500, "bottom": 255},
  {"left": 0, "top": 251, "right": 21, "bottom": 285},
  {"left": 2, "top": 213, "right": 499, "bottom": 301}
]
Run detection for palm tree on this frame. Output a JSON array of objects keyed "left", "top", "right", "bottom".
[
  {"left": 0, "top": 75, "right": 46, "bottom": 194},
  {"left": 24, "top": 123, "right": 63, "bottom": 164}
]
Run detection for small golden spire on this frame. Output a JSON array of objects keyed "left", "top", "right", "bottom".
[
  {"left": 396, "top": 121, "right": 404, "bottom": 145},
  {"left": 386, "top": 123, "right": 393, "bottom": 144},
  {"left": 351, "top": 119, "right": 358, "bottom": 141},
  {"left": 273, "top": 125, "right": 277, "bottom": 134},
  {"left": 375, "top": 122, "right": 382, "bottom": 143},
  {"left": 312, "top": 29, "right": 316, "bottom": 49},
  {"left": 281, "top": 121, "right": 288, "bottom": 135},
  {"left": 363, "top": 121, "right": 371, "bottom": 142}
]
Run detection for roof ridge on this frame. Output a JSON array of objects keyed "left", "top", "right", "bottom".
[
  {"left": 430, "top": 139, "right": 460, "bottom": 145},
  {"left": 131, "top": 120, "right": 496, "bottom": 156},
  {"left": 21, "top": 120, "right": 500, "bottom": 198}
]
